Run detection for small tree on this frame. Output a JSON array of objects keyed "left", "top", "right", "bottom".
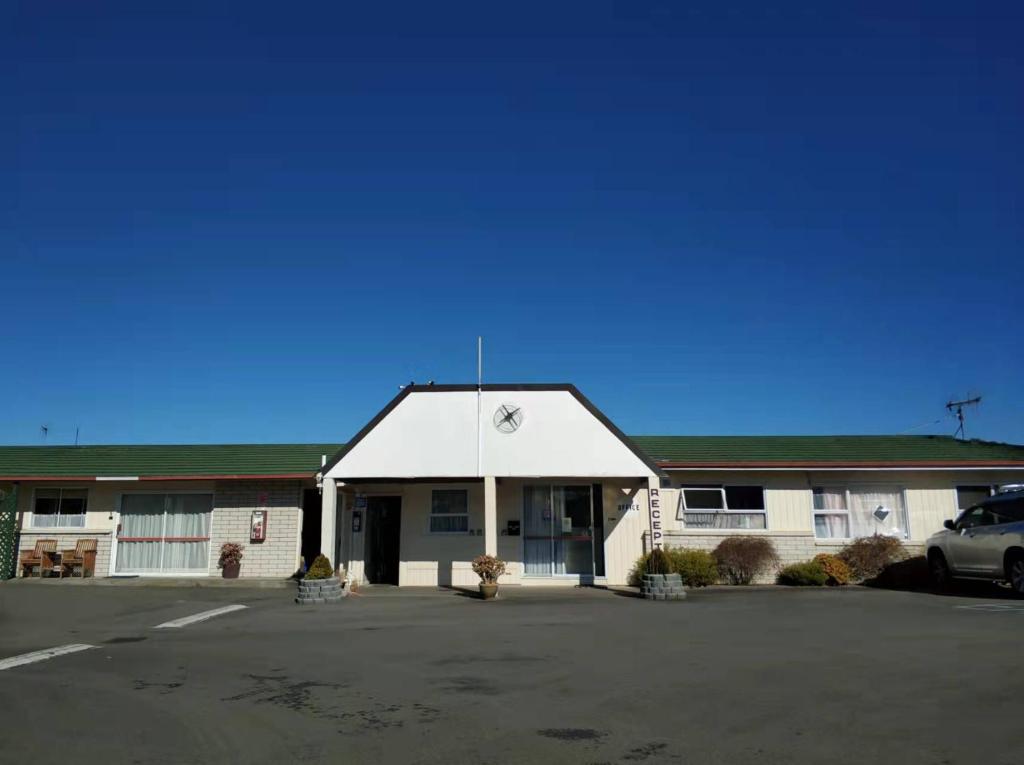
[{"left": 305, "top": 554, "right": 335, "bottom": 580}]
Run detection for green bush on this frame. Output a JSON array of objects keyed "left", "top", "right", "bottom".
[
  {"left": 305, "top": 554, "right": 335, "bottom": 580},
  {"left": 713, "top": 537, "right": 779, "bottom": 585},
  {"left": 666, "top": 548, "right": 718, "bottom": 587},
  {"left": 777, "top": 561, "right": 828, "bottom": 586},
  {"left": 813, "top": 553, "right": 851, "bottom": 586},
  {"left": 837, "top": 535, "right": 906, "bottom": 581},
  {"left": 628, "top": 547, "right": 719, "bottom": 587},
  {"left": 645, "top": 548, "right": 672, "bottom": 575}
]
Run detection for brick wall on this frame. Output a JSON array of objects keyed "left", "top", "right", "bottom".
[
  {"left": 210, "top": 480, "right": 303, "bottom": 578},
  {"left": 17, "top": 530, "right": 112, "bottom": 577}
]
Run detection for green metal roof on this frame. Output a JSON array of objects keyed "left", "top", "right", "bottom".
[
  {"left": 0, "top": 444, "right": 344, "bottom": 479},
  {"left": 0, "top": 436, "right": 1022, "bottom": 480},
  {"left": 630, "top": 435, "right": 1024, "bottom": 467}
]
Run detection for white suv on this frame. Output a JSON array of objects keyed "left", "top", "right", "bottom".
[{"left": 927, "top": 486, "right": 1024, "bottom": 594}]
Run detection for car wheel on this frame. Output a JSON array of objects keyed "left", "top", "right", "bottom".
[
  {"left": 1007, "top": 553, "right": 1024, "bottom": 597},
  {"left": 929, "top": 550, "right": 952, "bottom": 591}
]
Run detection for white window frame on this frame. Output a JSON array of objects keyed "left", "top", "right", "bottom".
[
  {"left": 812, "top": 486, "right": 851, "bottom": 540},
  {"left": 110, "top": 490, "right": 214, "bottom": 577},
  {"left": 677, "top": 485, "right": 768, "bottom": 530},
  {"left": 812, "top": 485, "right": 911, "bottom": 541},
  {"left": 428, "top": 488, "right": 470, "bottom": 535},
  {"left": 30, "top": 487, "right": 89, "bottom": 529}
]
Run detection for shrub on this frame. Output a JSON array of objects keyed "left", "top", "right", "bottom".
[
  {"left": 218, "top": 542, "right": 244, "bottom": 568},
  {"left": 628, "top": 548, "right": 719, "bottom": 587},
  {"left": 837, "top": 535, "right": 906, "bottom": 581},
  {"left": 813, "top": 553, "right": 851, "bottom": 586},
  {"left": 471, "top": 554, "right": 507, "bottom": 584},
  {"left": 713, "top": 537, "right": 779, "bottom": 584},
  {"left": 645, "top": 548, "right": 671, "bottom": 575},
  {"left": 305, "top": 554, "right": 335, "bottom": 580},
  {"left": 777, "top": 561, "right": 829, "bottom": 586},
  {"left": 666, "top": 548, "right": 718, "bottom": 587}
]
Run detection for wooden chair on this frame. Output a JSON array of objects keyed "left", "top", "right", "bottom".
[
  {"left": 60, "top": 539, "right": 98, "bottom": 578},
  {"left": 19, "top": 539, "right": 58, "bottom": 578}
]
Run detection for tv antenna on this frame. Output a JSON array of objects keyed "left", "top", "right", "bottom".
[{"left": 946, "top": 396, "right": 981, "bottom": 440}]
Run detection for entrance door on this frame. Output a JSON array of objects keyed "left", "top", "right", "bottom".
[
  {"left": 523, "top": 485, "right": 595, "bottom": 576},
  {"left": 365, "top": 496, "right": 401, "bottom": 584},
  {"left": 300, "top": 489, "right": 322, "bottom": 568}
]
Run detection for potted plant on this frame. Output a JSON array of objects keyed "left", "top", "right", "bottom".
[
  {"left": 471, "top": 554, "right": 506, "bottom": 600},
  {"left": 218, "top": 542, "right": 244, "bottom": 579}
]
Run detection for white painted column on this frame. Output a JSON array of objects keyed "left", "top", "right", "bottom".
[
  {"left": 321, "top": 478, "right": 337, "bottom": 564},
  {"left": 647, "top": 476, "right": 664, "bottom": 551},
  {"left": 484, "top": 476, "right": 497, "bottom": 556}
]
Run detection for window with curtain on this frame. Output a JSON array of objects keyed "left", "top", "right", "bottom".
[
  {"left": 813, "top": 487, "right": 908, "bottom": 539},
  {"left": 679, "top": 486, "right": 766, "bottom": 529},
  {"left": 429, "top": 489, "right": 469, "bottom": 533},
  {"left": 116, "top": 493, "right": 212, "bottom": 573},
  {"left": 32, "top": 489, "right": 87, "bottom": 528},
  {"left": 812, "top": 488, "right": 849, "bottom": 539}
]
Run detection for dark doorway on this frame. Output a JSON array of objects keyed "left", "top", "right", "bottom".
[
  {"left": 300, "top": 489, "right": 322, "bottom": 569},
  {"left": 366, "top": 496, "right": 402, "bottom": 585}
]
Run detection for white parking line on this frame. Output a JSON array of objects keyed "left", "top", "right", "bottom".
[
  {"left": 153, "top": 604, "right": 248, "bottom": 629},
  {"left": 0, "top": 644, "right": 95, "bottom": 672}
]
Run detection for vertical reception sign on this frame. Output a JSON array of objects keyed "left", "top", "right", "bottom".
[{"left": 648, "top": 483, "right": 663, "bottom": 550}]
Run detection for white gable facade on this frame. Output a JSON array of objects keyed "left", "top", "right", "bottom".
[
  {"left": 319, "top": 385, "right": 660, "bottom": 587},
  {"left": 324, "top": 387, "right": 656, "bottom": 480}
]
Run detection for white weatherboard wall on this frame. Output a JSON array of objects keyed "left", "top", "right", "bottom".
[{"left": 325, "top": 389, "right": 655, "bottom": 479}]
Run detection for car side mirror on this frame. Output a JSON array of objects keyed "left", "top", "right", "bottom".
[{"left": 943, "top": 519, "right": 956, "bottom": 531}]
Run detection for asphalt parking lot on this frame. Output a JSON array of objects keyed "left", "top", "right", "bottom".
[{"left": 1, "top": 582, "right": 1022, "bottom": 765}]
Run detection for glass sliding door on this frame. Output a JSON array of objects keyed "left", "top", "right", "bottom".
[
  {"left": 523, "top": 485, "right": 596, "bottom": 577},
  {"left": 523, "top": 486, "right": 555, "bottom": 575},
  {"left": 116, "top": 493, "right": 212, "bottom": 574}
]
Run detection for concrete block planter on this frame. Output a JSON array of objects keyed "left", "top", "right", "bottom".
[
  {"left": 295, "top": 576, "right": 347, "bottom": 605},
  {"left": 641, "top": 573, "right": 686, "bottom": 601}
]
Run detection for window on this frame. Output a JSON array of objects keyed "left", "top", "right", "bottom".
[
  {"left": 813, "top": 487, "right": 908, "bottom": 539},
  {"left": 32, "top": 489, "right": 87, "bottom": 528},
  {"left": 956, "top": 485, "right": 993, "bottom": 512},
  {"left": 116, "top": 493, "right": 212, "bottom": 573},
  {"left": 429, "top": 489, "right": 468, "bottom": 533},
  {"left": 812, "top": 488, "right": 849, "bottom": 539},
  {"left": 679, "top": 486, "right": 766, "bottom": 530}
]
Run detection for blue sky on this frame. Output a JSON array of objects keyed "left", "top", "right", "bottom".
[{"left": 3, "top": 1, "right": 1022, "bottom": 445}]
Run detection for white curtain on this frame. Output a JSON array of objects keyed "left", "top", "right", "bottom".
[
  {"left": 813, "top": 489, "right": 850, "bottom": 539},
  {"left": 117, "top": 495, "right": 166, "bottom": 572},
  {"left": 849, "top": 489, "right": 907, "bottom": 538},
  {"left": 116, "top": 494, "right": 211, "bottom": 573},
  {"left": 814, "top": 514, "right": 850, "bottom": 539},
  {"left": 163, "top": 495, "right": 211, "bottom": 572}
]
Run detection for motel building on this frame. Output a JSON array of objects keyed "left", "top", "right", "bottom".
[{"left": 2, "top": 384, "right": 1024, "bottom": 585}]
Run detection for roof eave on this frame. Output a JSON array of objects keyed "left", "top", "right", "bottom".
[
  {"left": 0, "top": 473, "right": 315, "bottom": 482},
  {"left": 658, "top": 461, "right": 1024, "bottom": 470}
]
